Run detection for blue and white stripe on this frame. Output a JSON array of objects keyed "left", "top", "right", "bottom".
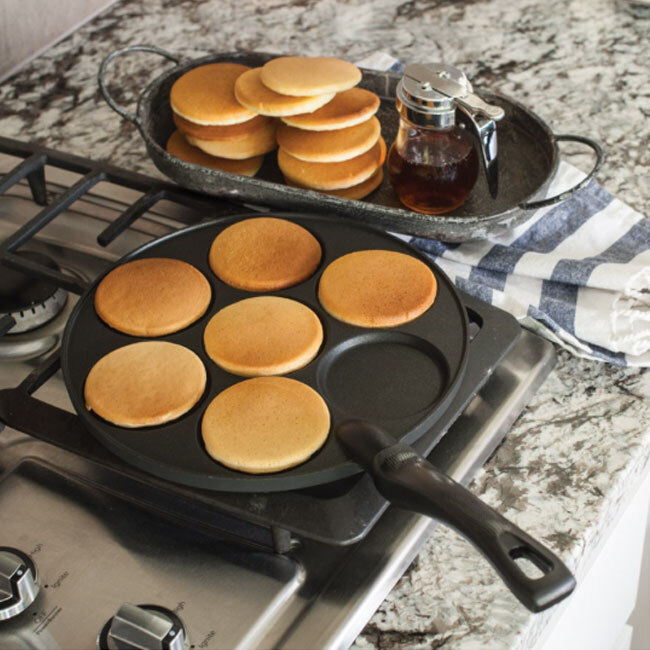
[{"left": 408, "top": 162, "right": 650, "bottom": 366}]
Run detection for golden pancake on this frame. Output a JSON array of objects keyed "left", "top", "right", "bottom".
[
  {"left": 204, "top": 296, "right": 323, "bottom": 376},
  {"left": 287, "top": 167, "right": 384, "bottom": 200},
  {"left": 186, "top": 119, "right": 277, "bottom": 159},
  {"left": 318, "top": 250, "right": 437, "bottom": 327},
  {"left": 260, "top": 57, "right": 361, "bottom": 97},
  {"left": 209, "top": 217, "right": 322, "bottom": 291},
  {"left": 95, "top": 257, "right": 212, "bottom": 337},
  {"left": 170, "top": 63, "right": 256, "bottom": 126},
  {"left": 234, "top": 68, "right": 335, "bottom": 117},
  {"left": 277, "top": 116, "right": 380, "bottom": 162},
  {"left": 173, "top": 112, "right": 271, "bottom": 142},
  {"left": 201, "top": 377, "right": 330, "bottom": 473},
  {"left": 85, "top": 341, "right": 206, "bottom": 428},
  {"left": 278, "top": 137, "right": 386, "bottom": 190},
  {"left": 281, "top": 88, "right": 380, "bottom": 131},
  {"left": 166, "top": 131, "right": 263, "bottom": 177}
]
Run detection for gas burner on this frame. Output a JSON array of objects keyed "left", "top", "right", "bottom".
[{"left": 0, "top": 251, "right": 68, "bottom": 334}]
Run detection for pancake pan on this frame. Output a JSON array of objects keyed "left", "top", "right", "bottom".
[
  {"left": 61, "top": 213, "right": 468, "bottom": 493},
  {"left": 61, "top": 213, "right": 575, "bottom": 612}
]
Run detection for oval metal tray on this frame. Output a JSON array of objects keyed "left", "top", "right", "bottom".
[{"left": 99, "top": 47, "right": 602, "bottom": 241}]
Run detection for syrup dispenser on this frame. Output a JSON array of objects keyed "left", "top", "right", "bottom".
[{"left": 387, "top": 63, "right": 505, "bottom": 215}]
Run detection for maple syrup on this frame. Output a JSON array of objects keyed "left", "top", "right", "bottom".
[
  {"left": 388, "top": 63, "right": 504, "bottom": 215},
  {"left": 387, "top": 125, "right": 478, "bottom": 214}
]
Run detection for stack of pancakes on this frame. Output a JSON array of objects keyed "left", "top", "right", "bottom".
[
  {"left": 167, "top": 62, "right": 277, "bottom": 177},
  {"left": 234, "top": 56, "right": 385, "bottom": 199}
]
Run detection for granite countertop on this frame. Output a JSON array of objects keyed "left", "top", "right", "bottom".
[{"left": 1, "top": 0, "right": 649, "bottom": 648}]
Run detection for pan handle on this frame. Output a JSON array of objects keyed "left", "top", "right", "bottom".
[
  {"left": 518, "top": 134, "right": 604, "bottom": 211},
  {"left": 98, "top": 45, "right": 184, "bottom": 126},
  {"left": 337, "top": 420, "right": 576, "bottom": 613}
]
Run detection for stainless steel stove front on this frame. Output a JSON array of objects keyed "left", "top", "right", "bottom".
[{"left": 0, "top": 156, "right": 555, "bottom": 650}]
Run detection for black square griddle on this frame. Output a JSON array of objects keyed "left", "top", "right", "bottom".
[{"left": 60, "top": 214, "right": 469, "bottom": 493}]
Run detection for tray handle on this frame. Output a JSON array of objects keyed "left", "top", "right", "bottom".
[
  {"left": 519, "top": 134, "right": 604, "bottom": 211},
  {"left": 98, "top": 45, "right": 183, "bottom": 126}
]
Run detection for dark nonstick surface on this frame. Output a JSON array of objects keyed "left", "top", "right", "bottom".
[{"left": 61, "top": 213, "right": 468, "bottom": 492}]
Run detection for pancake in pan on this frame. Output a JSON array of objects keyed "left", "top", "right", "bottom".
[
  {"left": 94, "top": 257, "right": 212, "bottom": 337},
  {"left": 204, "top": 296, "right": 323, "bottom": 377},
  {"left": 209, "top": 217, "right": 322, "bottom": 291},
  {"left": 318, "top": 249, "right": 437, "bottom": 327},
  {"left": 201, "top": 377, "right": 330, "bottom": 473},
  {"left": 85, "top": 341, "right": 206, "bottom": 428}
]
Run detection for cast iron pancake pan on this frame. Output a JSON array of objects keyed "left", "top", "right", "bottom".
[{"left": 61, "top": 213, "right": 468, "bottom": 492}]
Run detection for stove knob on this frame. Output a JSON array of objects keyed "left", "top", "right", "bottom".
[
  {"left": 99, "top": 604, "right": 188, "bottom": 650},
  {"left": 0, "top": 547, "right": 39, "bottom": 621}
]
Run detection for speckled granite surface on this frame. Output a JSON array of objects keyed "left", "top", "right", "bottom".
[{"left": 0, "top": 0, "right": 649, "bottom": 648}]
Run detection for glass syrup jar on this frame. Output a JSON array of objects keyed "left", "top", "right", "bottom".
[{"left": 387, "top": 63, "right": 505, "bottom": 215}]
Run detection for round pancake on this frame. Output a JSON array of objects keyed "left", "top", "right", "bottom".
[
  {"left": 318, "top": 250, "right": 437, "bottom": 327},
  {"left": 277, "top": 116, "right": 380, "bottom": 162},
  {"left": 209, "top": 217, "right": 322, "bottom": 291},
  {"left": 201, "top": 377, "right": 330, "bottom": 473},
  {"left": 287, "top": 166, "right": 384, "bottom": 200},
  {"left": 170, "top": 63, "right": 256, "bottom": 126},
  {"left": 234, "top": 68, "right": 335, "bottom": 117},
  {"left": 186, "top": 118, "right": 277, "bottom": 159},
  {"left": 278, "top": 136, "right": 386, "bottom": 190},
  {"left": 95, "top": 257, "right": 212, "bottom": 337},
  {"left": 204, "top": 296, "right": 323, "bottom": 376},
  {"left": 281, "top": 88, "right": 380, "bottom": 131},
  {"left": 260, "top": 57, "right": 361, "bottom": 97},
  {"left": 173, "top": 112, "right": 271, "bottom": 142},
  {"left": 85, "top": 341, "right": 206, "bottom": 428},
  {"left": 166, "top": 131, "right": 264, "bottom": 177}
]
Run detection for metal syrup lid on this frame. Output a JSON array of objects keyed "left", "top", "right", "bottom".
[
  {"left": 396, "top": 63, "right": 505, "bottom": 127},
  {"left": 397, "top": 63, "right": 472, "bottom": 126},
  {"left": 395, "top": 62, "right": 505, "bottom": 197}
]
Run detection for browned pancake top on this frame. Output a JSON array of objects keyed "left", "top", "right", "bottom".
[
  {"left": 94, "top": 256, "right": 212, "bottom": 336},
  {"left": 203, "top": 296, "right": 323, "bottom": 377},
  {"left": 85, "top": 341, "right": 206, "bottom": 427},
  {"left": 318, "top": 250, "right": 437, "bottom": 327},
  {"left": 209, "top": 217, "right": 322, "bottom": 291},
  {"left": 170, "top": 63, "right": 256, "bottom": 125},
  {"left": 234, "top": 68, "right": 335, "bottom": 117},
  {"left": 260, "top": 57, "right": 361, "bottom": 96},
  {"left": 201, "top": 377, "right": 330, "bottom": 473}
]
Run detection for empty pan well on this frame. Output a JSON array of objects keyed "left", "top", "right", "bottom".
[{"left": 318, "top": 333, "right": 450, "bottom": 421}]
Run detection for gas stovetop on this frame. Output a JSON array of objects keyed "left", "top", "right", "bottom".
[{"left": 0, "top": 138, "right": 555, "bottom": 650}]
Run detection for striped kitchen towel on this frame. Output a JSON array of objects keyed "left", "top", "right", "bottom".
[
  {"left": 408, "top": 162, "right": 650, "bottom": 366},
  {"left": 356, "top": 53, "right": 650, "bottom": 366}
]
